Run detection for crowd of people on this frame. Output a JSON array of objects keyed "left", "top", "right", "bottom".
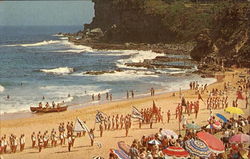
[
  {"left": 1, "top": 73, "right": 249, "bottom": 158},
  {"left": 109, "top": 115, "right": 250, "bottom": 159}
]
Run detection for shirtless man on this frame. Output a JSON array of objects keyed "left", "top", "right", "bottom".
[
  {"left": 167, "top": 110, "right": 171, "bottom": 123},
  {"left": 125, "top": 120, "right": 130, "bottom": 137},
  {"left": 99, "top": 123, "right": 104, "bottom": 137},
  {"left": 31, "top": 132, "right": 36, "bottom": 148}
]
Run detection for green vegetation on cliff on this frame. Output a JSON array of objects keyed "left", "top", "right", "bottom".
[{"left": 82, "top": 0, "right": 249, "bottom": 66}]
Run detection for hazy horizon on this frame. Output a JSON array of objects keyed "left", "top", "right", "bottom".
[{"left": 0, "top": 1, "right": 94, "bottom": 26}]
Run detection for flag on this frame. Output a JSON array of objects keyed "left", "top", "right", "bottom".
[
  {"left": 152, "top": 100, "right": 159, "bottom": 114},
  {"left": 198, "top": 93, "right": 204, "bottom": 102},
  {"left": 95, "top": 111, "right": 108, "bottom": 123},
  {"left": 237, "top": 91, "right": 244, "bottom": 100},
  {"left": 75, "top": 117, "right": 93, "bottom": 140},
  {"left": 110, "top": 149, "right": 130, "bottom": 159},
  {"left": 74, "top": 118, "right": 87, "bottom": 132},
  {"left": 181, "top": 97, "right": 187, "bottom": 106},
  {"left": 131, "top": 106, "right": 144, "bottom": 120}
]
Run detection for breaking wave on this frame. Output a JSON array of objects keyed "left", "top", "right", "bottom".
[
  {"left": 3, "top": 40, "right": 60, "bottom": 47},
  {"left": 40, "top": 67, "right": 74, "bottom": 75},
  {"left": 116, "top": 50, "right": 160, "bottom": 69},
  {"left": 0, "top": 85, "right": 5, "bottom": 92}
]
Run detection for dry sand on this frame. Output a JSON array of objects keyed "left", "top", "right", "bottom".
[{"left": 0, "top": 68, "right": 249, "bottom": 159}]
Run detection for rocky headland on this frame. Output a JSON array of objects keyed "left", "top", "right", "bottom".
[{"left": 62, "top": 0, "right": 250, "bottom": 75}]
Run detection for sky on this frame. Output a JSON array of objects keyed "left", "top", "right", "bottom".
[{"left": 0, "top": 1, "right": 94, "bottom": 26}]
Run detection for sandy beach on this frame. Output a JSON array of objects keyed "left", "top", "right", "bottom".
[{"left": 0, "top": 68, "right": 249, "bottom": 159}]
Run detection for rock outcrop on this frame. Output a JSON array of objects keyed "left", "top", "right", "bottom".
[{"left": 190, "top": 3, "right": 250, "bottom": 68}]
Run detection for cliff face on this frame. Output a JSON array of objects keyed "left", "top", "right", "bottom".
[
  {"left": 190, "top": 3, "right": 250, "bottom": 67},
  {"left": 78, "top": 0, "right": 250, "bottom": 67},
  {"left": 84, "top": 0, "right": 171, "bottom": 43}
]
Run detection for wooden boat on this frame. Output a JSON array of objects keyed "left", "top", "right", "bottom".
[{"left": 30, "top": 106, "right": 68, "bottom": 113}]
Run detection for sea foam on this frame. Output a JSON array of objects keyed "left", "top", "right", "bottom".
[
  {"left": 116, "top": 50, "right": 160, "bottom": 69},
  {"left": 0, "top": 85, "right": 5, "bottom": 92},
  {"left": 40, "top": 67, "right": 74, "bottom": 75},
  {"left": 3, "top": 40, "right": 60, "bottom": 47}
]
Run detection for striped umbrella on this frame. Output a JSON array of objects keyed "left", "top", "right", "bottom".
[
  {"left": 110, "top": 149, "right": 130, "bottom": 159},
  {"left": 185, "top": 139, "right": 212, "bottom": 158},
  {"left": 92, "top": 156, "right": 104, "bottom": 159},
  {"left": 197, "top": 132, "right": 225, "bottom": 154},
  {"left": 148, "top": 139, "right": 161, "bottom": 145},
  {"left": 163, "top": 146, "right": 189, "bottom": 158},
  {"left": 161, "top": 129, "right": 178, "bottom": 139}
]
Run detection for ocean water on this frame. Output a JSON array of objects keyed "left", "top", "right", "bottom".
[{"left": 0, "top": 26, "right": 216, "bottom": 115}]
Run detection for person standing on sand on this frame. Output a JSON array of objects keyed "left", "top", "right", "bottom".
[
  {"left": 89, "top": 128, "right": 95, "bottom": 146},
  {"left": 98, "top": 93, "right": 101, "bottom": 100},
  {"left": 167, "top": 110, "right": 171, "bottom": 123},
  {"left": 67, "top": 134, "right": 72, "bottom": 152},
  {"left": 19, "top": 134, "right": 25, "bottom": 152},
  {"left": 38, "top": 135, "right": 43, "bottom": 152},
  {"left": 139, "top": 119, "right": 142, "bottom": 129},
  {"left": 110, "top": 94, "right": 112, "bottom": 101},
  {"left": 99, "top": 123, "right": 104, "bottom": 137},
  {"left": 106, "top": 92, "right": 109, "bottom": 100},
  {"left": 0, "top": 137, "right": 4, "bottom": 154},
  {"left": 125, "top": 120, "right": 130, "bottom": 137},
  {"left": 107, "top": 116, "right": 111, "bottom": 130},
  {"left": 13, "top": 136, "right": 18, "bottom": 153},
  {"left": 3, "top": 135, "right": 7, "bottom": 153},
  {"left": 111, "top": 115, "right": 115, "bottom": 130},
  {"left": 31, "top": 132, "right": 36, "bottom": 148},
  {"left": 131, "top": 90, "right": 134, "bottom": 99},
  {"left": 149, "top": 116, "right": 153, "bottom": 129}
]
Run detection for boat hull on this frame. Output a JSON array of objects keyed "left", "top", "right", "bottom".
[{"left": 30, "top": 106, "right": 68, "bottom": 113}]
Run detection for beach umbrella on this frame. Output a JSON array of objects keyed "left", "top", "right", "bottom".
[
  {"left": 163, "top": 146, "right": 189, "bottom": 158},
  {"left": 185, "top": 139, "right": 212, "bottom": 158},
  {"left": 186, "top": 123, "right": 201, "bottom": 130},
  {"left": 117, "top": 141, "right": 130, "bottom": 155},
  {"left": 92, "top": 156, "right": 104, "bottom": 159},
  {"left": 225, "top": 107, "right": 244, "bottom": 115},
  {"left": 229, "top": 134, "right": 250, "bottom": 144},
  {"left": 110, "top": 149, "right": 130, "bottom": 159},
  {"left": 212, "top": 121, "right": 222, "bottom": 129},
  {"left": 148, "top": 139, "right": 161, "bottom": 145},
  {"left": 205, "top": 122, "right": 221, "bottom": 130},
  {"left": 215, "top": 113, "right": 228, "bottom": 122},
  {"left": 161, "top": 129, "right": 178, "bottom": 139},
  {"left": 197, "top": 131, "right": 225, "bottom": 154}
]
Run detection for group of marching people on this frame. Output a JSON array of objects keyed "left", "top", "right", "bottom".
[
  {"left": 140, "top": 107, "right": 163, "bottom": 125},
  {"left": 0, "top": 134, "right": 23, "bottom": 154},
  {"left": 0, "top": 134, "right": 25, "bottom": 154},
  {"left": 99, "top": 114, "right": 132, "bottom": 137},
  {"left": 30, "top": 121, "right": 76, "bottom": 153},
  {"left": 207, "top": 95, "right": 229, "bottom": 110},
  {"left": 176, "top": 99, "right": 200, "bottom": 120}
]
